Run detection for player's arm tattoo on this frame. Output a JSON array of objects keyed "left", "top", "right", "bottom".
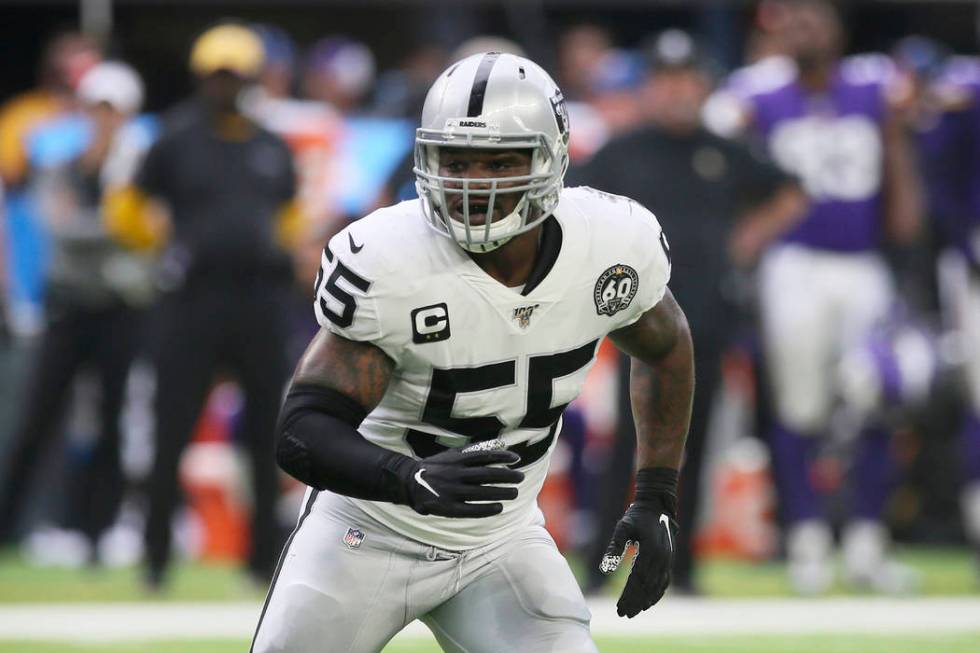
[
  {"left": 292, "top": 328, "right": 395, "bottom": 412},
  {"left": 608, "top": 288, "right": 694, "bottom": 471}
]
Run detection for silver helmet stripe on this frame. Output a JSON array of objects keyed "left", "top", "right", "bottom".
[{"left": 466, "top": 52, "right": 501, "bottom": 117}]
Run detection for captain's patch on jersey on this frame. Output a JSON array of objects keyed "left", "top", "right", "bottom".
[
  {"left": 594, "top": 264, "right": 639, "bottom": 317},
  {"left": 411, "top": 303, "right": 451, "bottom": 344}
]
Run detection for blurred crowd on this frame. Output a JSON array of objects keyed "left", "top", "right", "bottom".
[{"left": 0, "top": 0, "right": 979, "bottom": 597}]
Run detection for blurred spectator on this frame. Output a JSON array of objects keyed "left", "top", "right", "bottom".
[
  {"left": 0, "top": 33, "right": 101, "bottom": 189},
  {"left": 556, "top": 23, "right": 612, "bottom": 102},
  {"left": 245, "top": 24, "right": 346, "bottom": 285},
  {"left": 585, "top": 48, "right": 646, "bottom": 139},
  {"left": 105, "top": 23, "right": 299, "bottom": 589},
  {"left": 892, "top": 36, "right": 962, "bottom": 250},
  {"left": 0, "top": 181, "right": 6, "bottom": 326},
  {"left": 714, "top": 0, "right": 923, "bottom": 594},
  {"left": 555, "top": 24, "right": 616, "bottom": 162},
  {"left": 0, "top": 62, "right": 152, "bottom": 554},
  {"left": 303, "top": 37, "right": 376, "bottom": 114},
  {"left": 0, "top": 32, "right": 101, "bottom": 333},
  {"left": 745, "top": 0, "right": 796, "bottom": 66},
  {"left": 702, "top": 2, "right": 797, "bottom": 140},
  {"left": 0, "top": 177, "right": 15, "bottom": 478},
  {"left": 571, "top": 29, "right": 805, "bottom": 594},
  {"left": 370, "top": 44, "right": 447, "bottom": 119},
  {"left": 250, "top": 24, "right": 298, "bottom": 101},
  {"left": 379, "top": 37, "right": 521, "bottom": 203}
]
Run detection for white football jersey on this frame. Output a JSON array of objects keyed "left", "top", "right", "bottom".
[{"left": 313, "top": 186, "right": 671, "bottom": 549}]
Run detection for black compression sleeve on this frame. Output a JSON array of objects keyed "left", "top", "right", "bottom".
[{"left": 275, "top": 383, "right": 415, "bottom": 503}]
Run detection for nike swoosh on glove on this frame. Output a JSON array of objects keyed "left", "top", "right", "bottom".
[
  {"left": 392, "top": 447, "right": 525, "bottom": 519},
  {"left": 600, "top": 469, "right": 679, "bottom": 618}
]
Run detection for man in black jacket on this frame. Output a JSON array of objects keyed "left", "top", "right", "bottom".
[{"left": 108, "top": 24, "right": 301, "bottom": 589}]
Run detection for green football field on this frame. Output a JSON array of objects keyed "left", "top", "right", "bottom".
[
  {"left": 0, "top": 546, "right": 976, "bottom": 603},
  {"left": 0, "top": 547, "right": 977, "bottom": 652}
]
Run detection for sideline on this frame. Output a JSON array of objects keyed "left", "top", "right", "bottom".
[{"left": 0, "top": 598, "right": 979, "bottom": 642}]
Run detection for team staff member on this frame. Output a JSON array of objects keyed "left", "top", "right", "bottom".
[
  {"left": 572, "top": 30, "right": 805, "bottom": 594},
  {"left": 106, "top": 24, "right": 301, "bottom": 589}
]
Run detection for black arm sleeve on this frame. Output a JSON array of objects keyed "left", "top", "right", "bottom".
[{"left": 275, "top": 383, "right": 415, "bottom": 503}]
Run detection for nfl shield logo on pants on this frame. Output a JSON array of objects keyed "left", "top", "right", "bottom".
[{"left": 343, "top": 527, "right": 365, "bottom": 550}]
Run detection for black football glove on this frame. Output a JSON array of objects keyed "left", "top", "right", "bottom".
[
  {"left": 389, "top": 446, "right": 524, "bottom": 519},
  {"left": 600, "top": 467, "right": 679, "bottom": 618}
]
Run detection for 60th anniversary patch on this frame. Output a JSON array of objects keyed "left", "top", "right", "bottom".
[{"left": 594, "top": 264, "right": 639, "bottom": 316}]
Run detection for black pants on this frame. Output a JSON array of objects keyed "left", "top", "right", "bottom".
[
  {"left": 143, "top": 279, "right": 289, "bottom": 582},
  {"left": 586, "top": 339, "right": 723, "bottom": 591},
  {"left": 0, "top": 302, "right": 141, "bottom": 544}
]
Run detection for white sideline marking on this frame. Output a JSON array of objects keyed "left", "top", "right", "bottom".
[{"left": 0, "top": 598, "right": 978, "bottom": 642}]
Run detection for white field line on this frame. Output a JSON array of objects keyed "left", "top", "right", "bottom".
[{"left": 0, "top": 598, "right": 977, "bottom": 642}]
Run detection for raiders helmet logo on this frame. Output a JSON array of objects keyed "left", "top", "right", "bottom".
[
  {"left": 550, "top": 89, "right": 569, "bottom": 144},
  {"left": 594, "top": 264, "right": 639, "bottom": 316}
]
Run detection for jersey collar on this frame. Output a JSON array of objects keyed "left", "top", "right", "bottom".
[{"left": 520, "top": 216, "right": 562, "bottom": 296}]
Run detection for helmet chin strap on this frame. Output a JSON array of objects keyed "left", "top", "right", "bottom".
[{"left": 450, "top": 195, "right": 528, "bottom": 253}]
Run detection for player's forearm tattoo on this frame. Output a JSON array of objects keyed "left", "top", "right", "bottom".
[
  {"left": 610, "top": 290, "right": 694, "bottom": 471},
  {"left": 629, "top": 349, "right": 693, "bottom": 470},
  {"left": 293, "top": 330, "right": 395, "bottom": 412}
]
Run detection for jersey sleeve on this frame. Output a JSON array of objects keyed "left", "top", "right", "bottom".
[
  {"left": 312, "top": 229, "right": 403, "bottom": 363},
  {"left": 616, "top": 199, "right": 672, "bottom": 328}
]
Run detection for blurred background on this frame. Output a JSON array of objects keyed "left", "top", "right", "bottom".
[{"left": 0, "top": 1, "right": 979, "bottom": 652}]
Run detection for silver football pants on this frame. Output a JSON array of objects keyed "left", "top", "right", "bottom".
[{"left": 251, "top": 489, "right": 598, "bottom": 653}]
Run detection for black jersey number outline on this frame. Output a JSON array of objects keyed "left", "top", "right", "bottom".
[
  {"left": 318, "top": 247, "right": 371, "bottom": 328},
  {"left": 405, "top": 339, "right": 599, "bottom": 468}
]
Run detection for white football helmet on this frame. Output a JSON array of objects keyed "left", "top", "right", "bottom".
[{"left": 414, "top": 52, "right": 570, "bottom": 252}]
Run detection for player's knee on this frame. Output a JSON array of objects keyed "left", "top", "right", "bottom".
[{"left": 252, "top": 584, "right": 350, "bottom": 653}]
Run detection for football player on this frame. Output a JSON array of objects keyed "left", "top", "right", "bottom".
[
  {"left": 251, "top": 52, "right": 693, "bottom": 653},
  {"left": 900, "top": 46, "right": 980, "bottom": 574},
  {"left": 709, "top": 0, "right": 922, "bottom": 593}
]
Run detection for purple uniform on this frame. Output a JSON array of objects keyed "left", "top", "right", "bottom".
[
  {"left": 924, "top": 58, "right": 980, "bottom": 513},
  {"left": 738, "top": 56, "right": 894, "bottom": 252},
  {"left": 715, "top": 57, "right": 912, "bottom": 593},
  {"left": 924, "top": 57, "right": 980, "bottom": 266}
]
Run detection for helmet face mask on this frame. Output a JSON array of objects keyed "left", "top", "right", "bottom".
[{"left": 414, "top": 53, "right": 570, "bottom": 253}]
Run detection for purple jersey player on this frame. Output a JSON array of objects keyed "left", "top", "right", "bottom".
[
  {"left": 911, "top": 52, "right": 980, "bottom": 563},
  {"left": 713, "top": 0, "right": 923, "bottom": 594}
]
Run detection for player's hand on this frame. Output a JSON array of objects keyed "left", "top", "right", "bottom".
[
  {"left": 402, "top": 448, "right": 524, "bottom": 519},
  {"left": 600, "top": 493, "right": 677, "bottom": 618}
]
